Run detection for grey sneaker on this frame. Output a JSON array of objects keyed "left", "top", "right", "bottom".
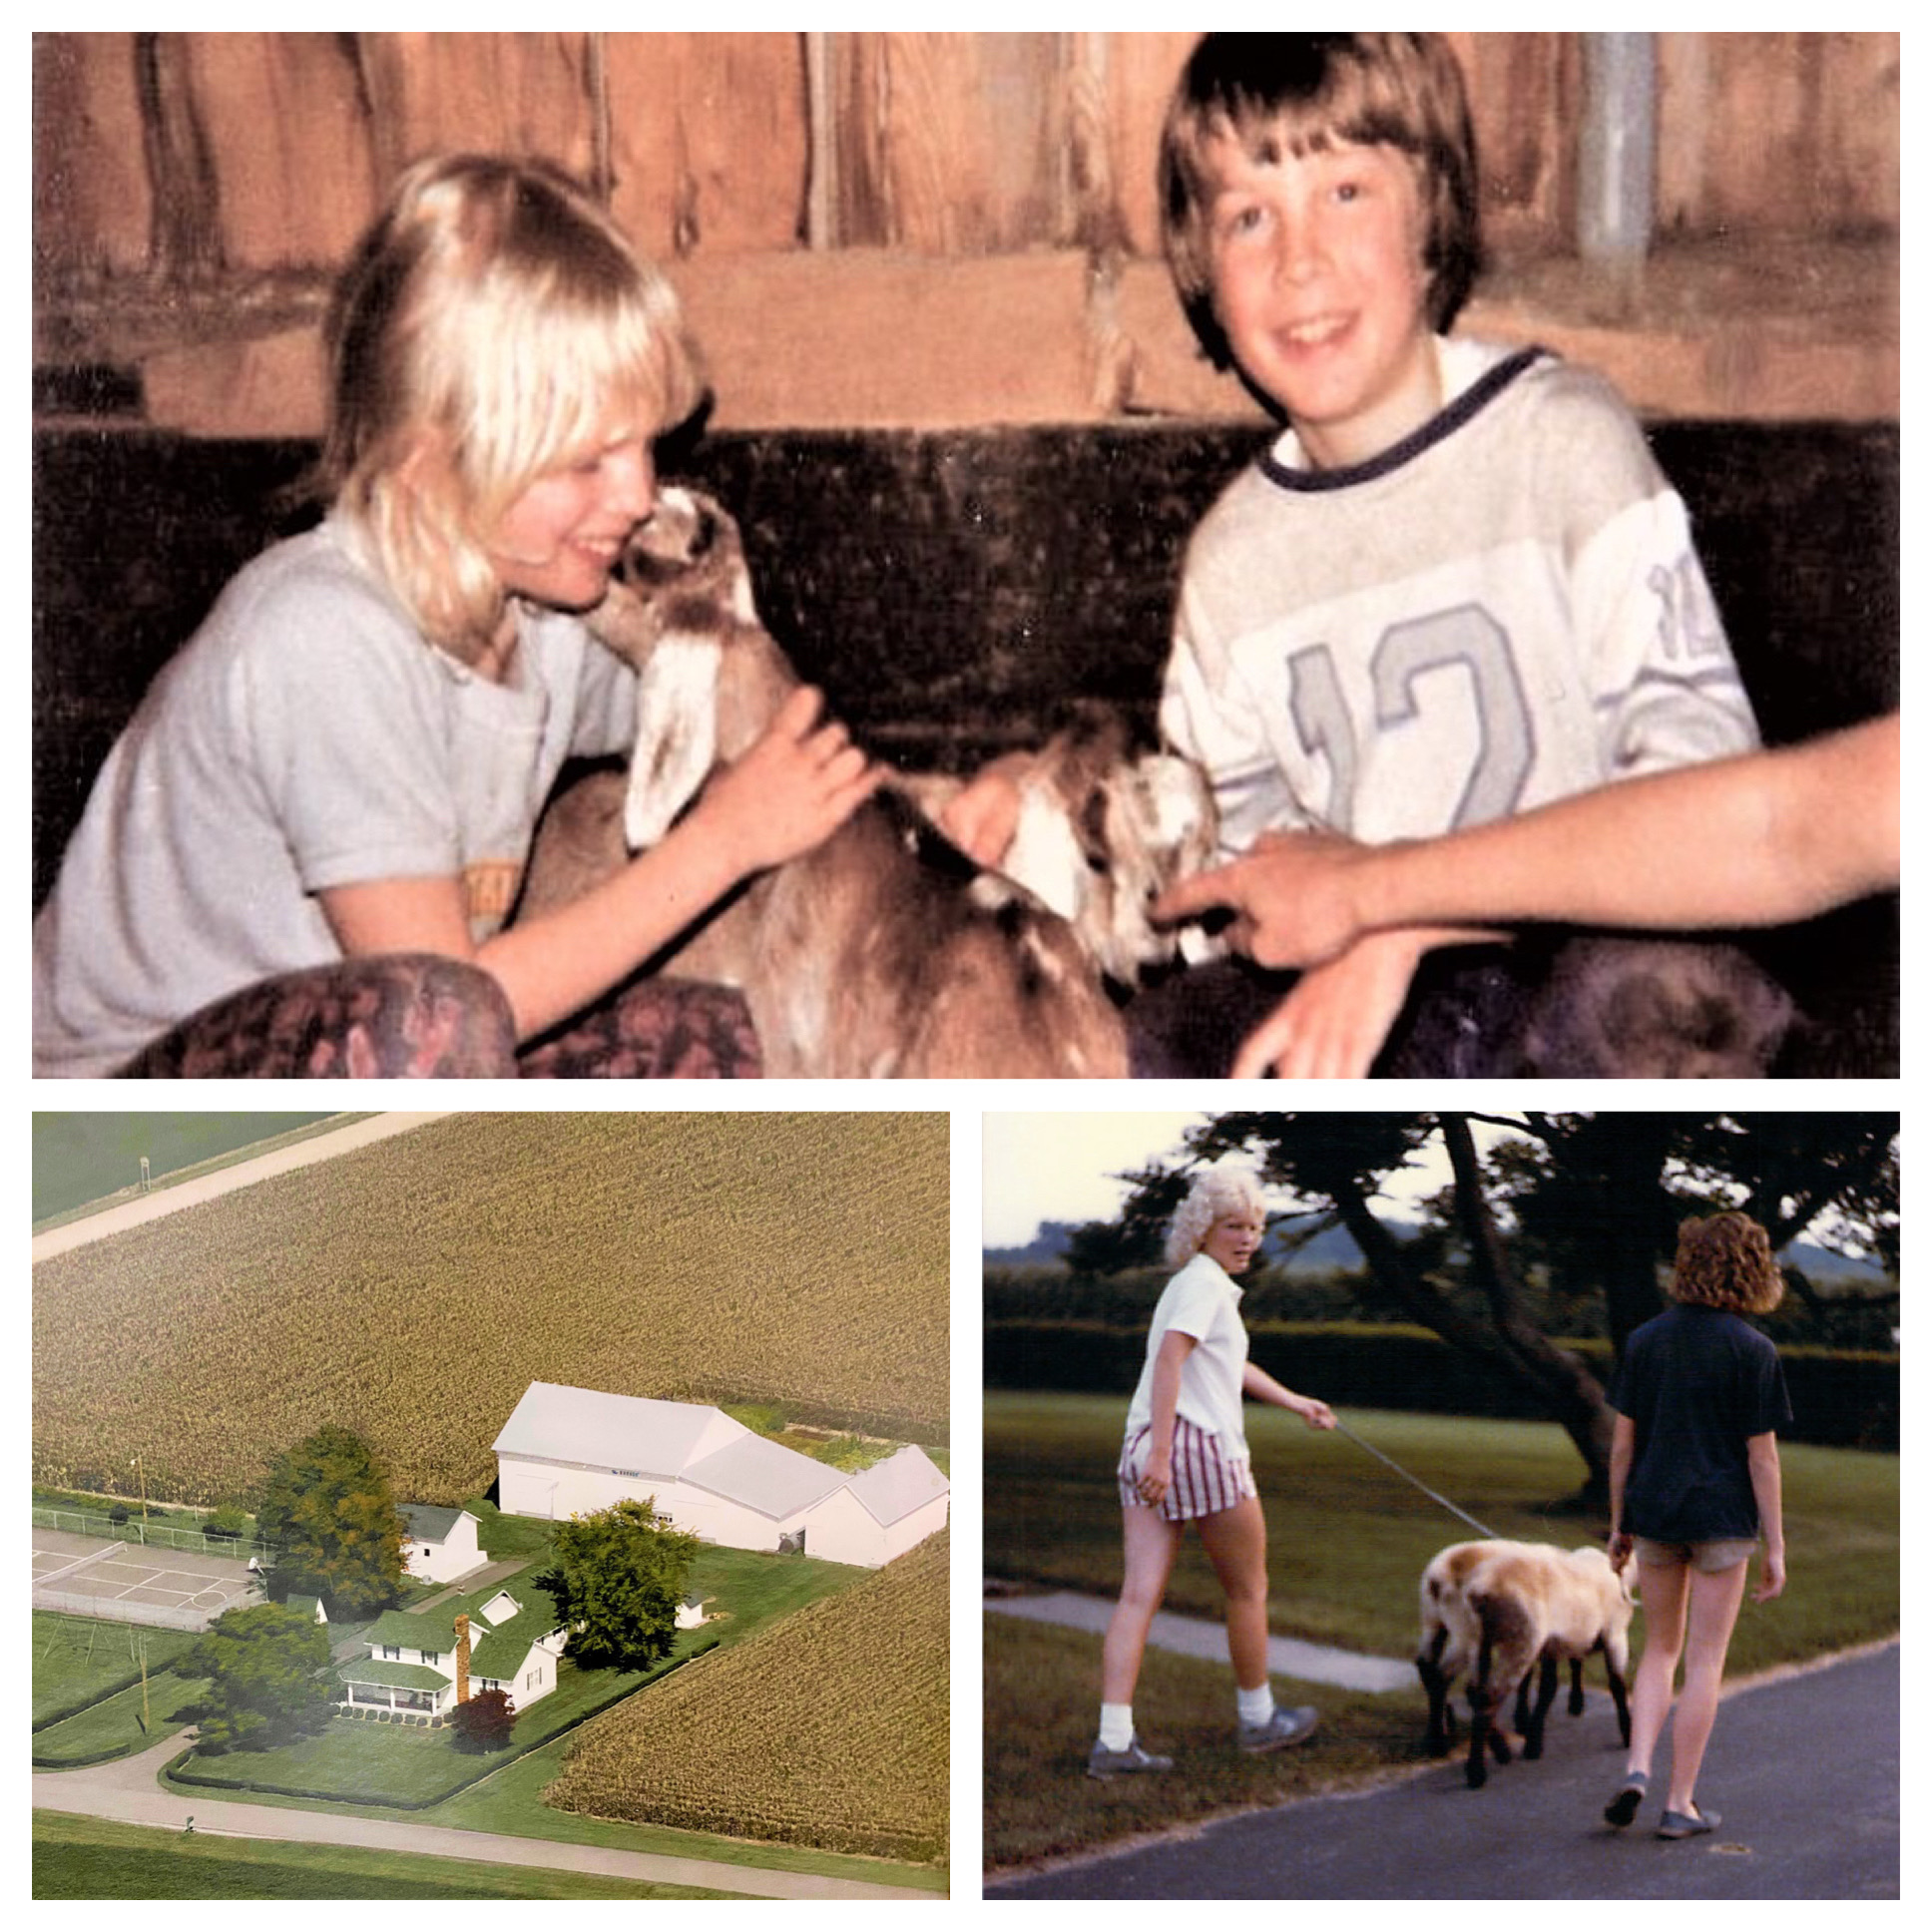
[
  {"left": 1087, "top": 1734, "right": 1174, "bottom": 1780},
  {"left": 1656, "top": 1803, "right": 1720, "bottom": 1839},
  {"left": 1238, "top": 1704, "right": 1320, "bottom": 1754}
]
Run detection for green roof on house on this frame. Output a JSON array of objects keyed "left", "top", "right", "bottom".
[
  {"left": 360, "top": 1609, "right": 454, "bottom": 1653},
  {"left": 337, "top": 1658, "right": 449, "bottom": 1692},
  {"left": 359, "top": 1573, "right": 564, "bottom": 1669}
]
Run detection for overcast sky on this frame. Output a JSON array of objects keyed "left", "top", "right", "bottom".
[{"left": 978, "top": 1111, "right": 1470, "bottom": 1248}]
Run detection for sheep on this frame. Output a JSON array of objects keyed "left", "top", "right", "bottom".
[
  {"left": 520, "top": 485, "right": 1212, "bottom": 1076},
  {"left": 1416, "top": 1538, "right": 1638, "bottom": 1789}
]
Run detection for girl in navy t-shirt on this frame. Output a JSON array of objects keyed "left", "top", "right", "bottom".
[{"left": 1604, "top": 1211, "right": 1792, "bottom": 1839}]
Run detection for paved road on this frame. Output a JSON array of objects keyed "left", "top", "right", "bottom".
[
  {"left": 32, "top": 1115, "right": 448, "bottom": 1261},
  {"left": 986, "top": 1642, "right": 1897, "bottom": 1900},
  {"left": 34, "top": 1728, "right": 938, "bottom": 1901}
]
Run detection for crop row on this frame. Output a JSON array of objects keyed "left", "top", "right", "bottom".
[
  {"left": 33, "top": 1113, "right": 948, "bottom": 1506},
  {"left": 544, "top": 1530, "right": 948, "bottom": 1860}
]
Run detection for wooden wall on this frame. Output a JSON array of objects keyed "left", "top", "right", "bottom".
[{"left": 33, "top": 32, "right": 1899, "bottom": 433}]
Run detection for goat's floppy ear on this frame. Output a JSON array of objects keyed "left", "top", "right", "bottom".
[{"left": 624, "top": 634, "right": 724, "bottom": 849}]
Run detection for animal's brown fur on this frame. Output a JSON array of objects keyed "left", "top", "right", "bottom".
[
  {"left": 519, "top": 486, "right": 1138, "bottom": 1077},
  {"left": 1520, "top": 936, "right": 1793, "bottom": 1077}
]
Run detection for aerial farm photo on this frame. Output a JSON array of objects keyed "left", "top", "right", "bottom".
[{"left": 32, "top": 1111, "right": 950, "bottom": 1901}]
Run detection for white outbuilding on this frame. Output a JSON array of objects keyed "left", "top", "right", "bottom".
[
  {"left": 492, "top": 1382, "right": 947, "bottom": 1569},
  {"left": 400, "top": 1503, "right": 485, "bottom": 1585}
]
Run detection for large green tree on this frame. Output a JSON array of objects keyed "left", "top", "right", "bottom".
[
  {"left": 254, "top": 1425, "right": 407, "bottom": 1619},
  {"left": 1098, "top": 1111, "right": 1896, "bottom": 1506},
  {"left": 536, "top": 1498, "right": 700, "bottom": 1672},
  {"left": 186, "top": 1602, "right": 334, "bottom": 1751}
]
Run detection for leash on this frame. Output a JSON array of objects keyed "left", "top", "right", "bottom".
[{"left": 1331, "top": 1417, "right": 1498, "bottom": 1539}]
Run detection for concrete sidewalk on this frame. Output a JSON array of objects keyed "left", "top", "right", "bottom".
[{"left": 985, "top": 1586, "right": 1415, "bottom": 1691}]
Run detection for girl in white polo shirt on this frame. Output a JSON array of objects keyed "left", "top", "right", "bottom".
[{"left": 1090, "top": 1167, "right": 1338, "bottom": 1778}]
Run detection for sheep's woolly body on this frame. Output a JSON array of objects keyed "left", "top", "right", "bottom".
[{"left": 1416, "top": 1538, "right": 1639, "bottom": 1789}]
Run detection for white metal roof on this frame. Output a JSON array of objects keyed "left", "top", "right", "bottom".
[
  {"left": 492, "top": 1381, "right": 744, "bottom": 1476},
  {"left": 846, "top": 1445, "right": 950, "bottom": 1526}
]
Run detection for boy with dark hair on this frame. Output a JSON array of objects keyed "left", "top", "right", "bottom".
[{"left": 1143, "top": 32, "right": 1762, "bottom": 1077}]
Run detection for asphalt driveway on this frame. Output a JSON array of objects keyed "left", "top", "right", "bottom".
[{"left": 986, "top": 1642, "right": 1897, "bottom": 1900}]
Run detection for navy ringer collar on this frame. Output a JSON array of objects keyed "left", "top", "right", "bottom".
[{"left": 1256, "top": 343, "right": 1550, "bottom": 493}]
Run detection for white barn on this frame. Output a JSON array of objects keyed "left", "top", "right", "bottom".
[{"left": 493, "top": 1382, "right": 948, "bottom": 1569}]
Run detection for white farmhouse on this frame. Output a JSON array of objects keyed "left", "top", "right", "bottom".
[
  {"left": 400, "top": 1503, "right": 484, "bottom": 1585},
  {"left": 337, "top": 1579, "right": 565, "bottom": 1720},
  {"left": 493, "top": 1382, "right": 948, "bottom": 1569}
]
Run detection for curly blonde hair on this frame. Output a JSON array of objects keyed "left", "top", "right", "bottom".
[
  {"left": 1670, "top": 1210, "right": 1785, "bottom": 1315},
  {"left": 1164, "top": 1168, "right": 1265, "bottom": 1271}
]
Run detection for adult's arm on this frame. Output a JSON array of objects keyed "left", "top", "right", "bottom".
[{"left": 1157, "top": 715, "right": 1899, "bottom": 969}]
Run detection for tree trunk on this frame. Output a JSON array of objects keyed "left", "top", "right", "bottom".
[{"left": 1441, "top": 1115, "right": 1615, "bottom": 1508}]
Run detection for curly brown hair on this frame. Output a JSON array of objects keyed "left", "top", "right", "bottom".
[{"left": 1670, "top": 1210, "right": 1785, "bottom": 1315}]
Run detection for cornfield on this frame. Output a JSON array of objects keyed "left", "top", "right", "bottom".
[
  {"left": 32, "top": 1113, "right": 948, "bottom": 1506},
  {"left": 544, "top": 1529, "right": 949, "bottom": 1862}
]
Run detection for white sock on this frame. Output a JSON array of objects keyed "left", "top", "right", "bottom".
[
  {"left": 1098, "top": 1702, "right": 1135, "bottom": 1751},
  {"left": 1236, "top": 1683, "right": 1274, "bottom": 1727}
]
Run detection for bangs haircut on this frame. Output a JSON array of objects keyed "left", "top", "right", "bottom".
[
  {"left": 1165, "top": 1168, "right": 1266, "bottom": 1272},
  {"left": 1670, "top": 1211, "right": 1786, "bottom": 1316},
  {"left": 321, "top": 154, "right": 707, "bottom": 654},
  {"left": 1160, "top": 33, "right": 1484, "bottom": 368}
]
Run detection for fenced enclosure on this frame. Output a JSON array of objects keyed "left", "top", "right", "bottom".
[
  {"left": 31, "top": 1584, "right": 224, "bottom": 1635},
  {"left": 33, "top": 1504, "right": 272, "bottom": 1564}
]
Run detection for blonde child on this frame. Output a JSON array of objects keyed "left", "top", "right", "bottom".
[
  {"left": 1604, "top": 1211, "right": 1790, "bottom": 1838},
  {"left": 34, "top": 154, "right": 877, "bottom": 1078},
  {"left": 1091, "top": 1167, "right": 1336, "bottom": 1778}
]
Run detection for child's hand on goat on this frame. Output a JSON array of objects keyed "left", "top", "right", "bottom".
[
  {"left": 696, "top": 685, "right": 881, "bottom": 875},
  {"left": 935, "top": 753, "right": 1033, "bottom": 868},
  {"left": 1231, "top": 929, "right": 1427, "bottom": 1079}
]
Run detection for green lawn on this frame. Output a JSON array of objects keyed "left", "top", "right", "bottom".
[
  {"left": 31, "top": 1113, "right": 355, "bottom": 1225},
  {"left": 985, "top": 1393, "right": 1899, "bottom": 1668},
  {"left": 32, "top": 1615, "right": 203, "bottom": 1728},
  {"left": 982, "top": 1392, "right": 1898, "bottom": 1870},
  {"left": 34, "top": 1668, "right": 211, "bottom": 1767},
  {"left": 32, "top": 1811, "right": 744, "bottom": 1900}
]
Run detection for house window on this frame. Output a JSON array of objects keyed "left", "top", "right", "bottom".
[
  {"left": 381, "top": 1645, "right": 400, "bottom": 1660},
  {"left": 421, "top": 1652, "right": 440, "bottom": 1667}
]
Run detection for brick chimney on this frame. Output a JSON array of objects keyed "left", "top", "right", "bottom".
[{"left": 454, "top": 1613, "right": 471, "bottom": 1704}]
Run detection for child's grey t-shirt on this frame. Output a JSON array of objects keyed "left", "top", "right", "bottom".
[{"left": 32, "top": 517, "right": 637, "bottom": 1076}]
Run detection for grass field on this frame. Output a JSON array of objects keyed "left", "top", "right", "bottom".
[
  {"left": 32, "top": 1114, "right": 346, "bottom": 1224},
  {"left": 33, "top": 1113, "right": 948, "bottom": 1506},
  {"left": 982, "top": 1392, "right": 1898, "bottom": 1869},
  {"left": 32, "top": 1615, "right": 204, "bottom": 1729},
  {"left": 32, "top": 1812, "right": 743, "bottom": 1900}
]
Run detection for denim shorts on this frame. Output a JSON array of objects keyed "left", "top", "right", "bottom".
[{"left": 1633, "top": 1535, "right": 1759, "bottom": 1574}]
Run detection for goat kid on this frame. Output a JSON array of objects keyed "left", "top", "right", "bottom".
[
  {"left": 1416, "top": 1539, "right": 1638, "bottom": 1790},
  {"left": 519, "top": 487, "right": 1208, "bottom": 1076}
]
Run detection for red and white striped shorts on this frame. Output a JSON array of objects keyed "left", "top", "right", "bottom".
[{"left": 1118, "top": 1417, "right": 1256, "bottom": 1522}]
